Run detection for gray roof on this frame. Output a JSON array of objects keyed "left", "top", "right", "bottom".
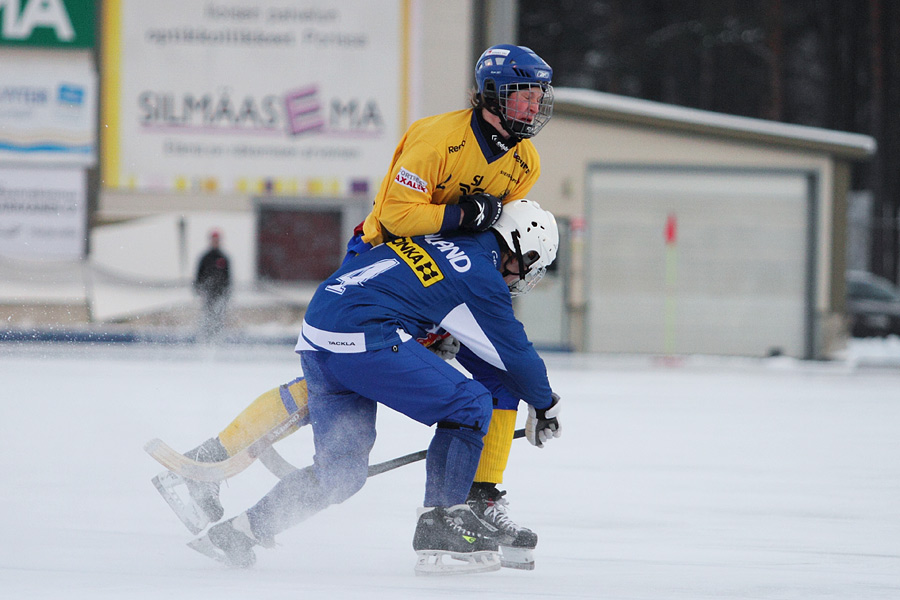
[{"left": 553, "top": 87, "right": 876, "bottom": 160}]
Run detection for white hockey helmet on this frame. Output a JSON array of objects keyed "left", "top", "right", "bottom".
[{"left": 492, "top": 199, "right": 559, "bottom": 296}]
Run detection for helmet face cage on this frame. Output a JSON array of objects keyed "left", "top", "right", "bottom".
[
  {"left": 509, "top": 264, "right": 546, "bottom": 297},
  {"left": 497, "top": 82, "right": 554, "bottom": 138},
  {"left": 476, "top": 45, "right": 554, "bottom": 139}
]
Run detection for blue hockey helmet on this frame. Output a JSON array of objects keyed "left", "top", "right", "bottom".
[{"left": 475, "top": 44, "right": 554, "bottom": 138}]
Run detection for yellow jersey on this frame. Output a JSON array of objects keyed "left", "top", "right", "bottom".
[{"left": 361, "top": 108, "right": 541, "bottom": 246}]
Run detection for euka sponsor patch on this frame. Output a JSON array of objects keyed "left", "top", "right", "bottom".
[{"left": 387, "top": 237, "right": 444, "bottom": 287}]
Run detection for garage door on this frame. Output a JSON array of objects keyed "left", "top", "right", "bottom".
[{"left": 587, "top": 166, "right": 813, "bottom": 357}]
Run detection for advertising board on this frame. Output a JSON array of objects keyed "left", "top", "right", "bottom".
[
  {"left": 0, "top": 166, "right": 87, "bottom": 258},
  {"left": 0, "top": 0, "right": 94, "bottom": 48},
  {"left": 0, "top": 53, "right": 97, "bottom": 166},
  {"left": 102, "top": 0, "right": 405, "bottom": 197}
]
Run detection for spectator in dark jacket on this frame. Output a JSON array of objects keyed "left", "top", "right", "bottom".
[{"left": 195, "top": 229, "right": 231, "bottom": 339}]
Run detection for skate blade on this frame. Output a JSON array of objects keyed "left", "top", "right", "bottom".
[
  {"left": 500, "top": 545, "right": 535, "bottom": 570},
  {"left": 189, "top": 532, "right": 258, "bottom": 568},
  {"left": 187, "top": 535, "right": 225, "bottom": 563},
  {"left": 414, "top": 550, "right": 501, "bottom": 576},
  {"left": 152, "top": 472, "right": 209, "bottom": 535}
]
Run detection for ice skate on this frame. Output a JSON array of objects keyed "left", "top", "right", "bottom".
[
  {"left": 468, "top": 483, "right": 537, "bottom": 570},
  {"left": 188, "top": 513, "right": 267, "bottom": 568},
  {"left": 412, "top": 504, "right": 501, "bottom": 576},
  {"left": 152, "top": 438, "right": 226, "bottom": 533},
  {"left": 152, "top": 470, "right": 215, "bottom": 534}
]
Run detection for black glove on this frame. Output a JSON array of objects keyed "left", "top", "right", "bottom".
[
  {"left": 458, "top": 193, "right": 503, "bottom": 232},
  {"left": 526, "top": 392, "right": 561, "bottom": 448}
]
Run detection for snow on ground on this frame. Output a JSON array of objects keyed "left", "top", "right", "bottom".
[{"left": 1, "top": 341, "right": 899, "bottom": 599}]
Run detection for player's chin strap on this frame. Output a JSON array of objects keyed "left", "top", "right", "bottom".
[
  {"left": 501, "top": 231, "right": 534, "bottom": 298},
  {"left": 484, "top": 93, "right": 524, "bottom": 143},
  {"left": 512, "top": 230, "right": 527, "bottom": 286},
  {"left": 500, "top": 230, "right": 527, "bottom": 284},
  {"left": 501, "top": 231, "right": 546, "bottom": 298}
]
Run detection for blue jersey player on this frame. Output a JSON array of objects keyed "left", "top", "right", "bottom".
[
  {"left": 193, "top": 200, "right": 563, "bottom": 575},
  {"left": 155, "top": 44, "right": 556, "bottom": 572}
]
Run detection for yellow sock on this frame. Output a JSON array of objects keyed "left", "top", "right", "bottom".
[
  {"left": 474, "top": 408, "right": 517, "bottom": 484},
  {"left": 218, "top": 378, "right": 308, "bottom": 456}
]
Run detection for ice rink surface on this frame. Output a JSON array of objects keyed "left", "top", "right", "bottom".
[{"left": 1, "top": 341, "right": 898, "bottom": 599}]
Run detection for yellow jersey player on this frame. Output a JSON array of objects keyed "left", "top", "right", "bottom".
[
  {"left": 346, "top": 43, "right": 553, "bottom": 254},
  {"left": 343, "top": 43, "right": 554, "bottom": 570}
]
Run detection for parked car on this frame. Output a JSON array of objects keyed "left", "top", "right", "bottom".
[{"left": 846, "top": 270, "right": 900, "bottom": 337}]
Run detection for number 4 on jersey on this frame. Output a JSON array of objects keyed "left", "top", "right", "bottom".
[{"left": 325, "top": 258, "right": 399, "bottom": 295}]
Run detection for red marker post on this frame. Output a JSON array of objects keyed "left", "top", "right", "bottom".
[{"left": 664, "top": 214, "right": 677, "bottom": 356}]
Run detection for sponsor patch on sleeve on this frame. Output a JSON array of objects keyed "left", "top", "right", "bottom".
[{"left": 394, "top": 167, "right": 428, "bottom": 194}]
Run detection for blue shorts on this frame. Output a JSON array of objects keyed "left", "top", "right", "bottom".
[
  {"left": 302, "top": 340, "right": 493, "bottom": 431},
  {"left": 298, "top": 340, "right": 493, "bottom": 494}
]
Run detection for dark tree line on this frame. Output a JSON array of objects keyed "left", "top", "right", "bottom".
[{"left": 520, "top": 0, "right": 900, "bottom": 283}]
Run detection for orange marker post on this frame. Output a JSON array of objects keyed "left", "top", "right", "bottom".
[{"left": 664, "top": 214, "right": 677, "bottom": 356}]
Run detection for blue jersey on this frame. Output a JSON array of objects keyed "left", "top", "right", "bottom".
[{"left": 296, "top": 231, "right": 552, "bottom": 409}]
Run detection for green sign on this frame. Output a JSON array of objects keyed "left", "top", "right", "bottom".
[{"left": 0, "top": 0, "right": 94, "bottom": 48}]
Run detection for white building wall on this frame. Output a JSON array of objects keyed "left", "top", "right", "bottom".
[{"left": 529, "top": 110, "right": 842, "bottom": 357}]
